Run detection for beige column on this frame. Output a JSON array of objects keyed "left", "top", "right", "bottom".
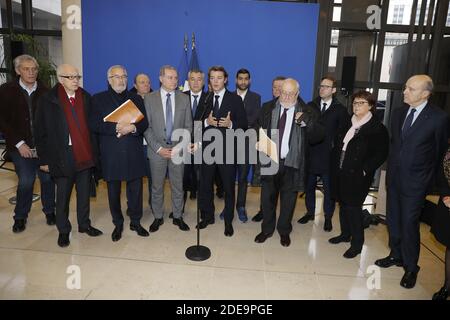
[{"left": 61, "top": 0, "right": 83, "bottom": 85}]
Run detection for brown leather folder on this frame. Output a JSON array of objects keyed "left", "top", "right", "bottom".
[{"left": 103, "top": 99, "right": 144, "bottom": 123}]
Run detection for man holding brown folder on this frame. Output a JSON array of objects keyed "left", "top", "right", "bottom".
[{"left": 90, "top": 65, "right": 149, "bottom": 242}]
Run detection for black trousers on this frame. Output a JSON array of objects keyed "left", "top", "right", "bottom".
[
  {"left": 199, "top": 163, "right": 235, "bottom": 223},
  {"left": 54, "top": 167, "right": 91, "bottom": 234},
  {"left": 107, "top": 178, "right": 143, "bottom": 227},
  {"left": 261, "top": 161, "right": 298, "bottom": 236},
  {"left": 387, "top": 170, "right": 424, "bottom": 273},
  {"left": 183, "top": 162, "right": 198, "bottom": 194},
  {"left": 338, "top": 202, "right": 364, "bottom": 250}
]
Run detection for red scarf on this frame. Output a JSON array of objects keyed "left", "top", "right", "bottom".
[{"left": 58, "top": 84, "right": 94, "bottom": 171}]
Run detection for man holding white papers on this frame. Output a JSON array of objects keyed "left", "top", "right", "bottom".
[
  {"left": 90, "top": 65, "right": 149, "bottom": 242},
  {"left": 254, "top": 78, "right": 324, "bottom": 247}
]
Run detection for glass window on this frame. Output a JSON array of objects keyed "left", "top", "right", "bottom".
[
  {"left": 392, "top": 5, "right": 405, "bottom": 24},
  {"left": 11, "top": 0, "right": 23, "bottom": 28},
  {"left": 334, "top": 30, "right": 377, "bottom": 83},
  {"left": 332, "top": 6, "right": 341, "bottom": 22},
  {"left": 1, "top": 0, "right": 7, "bottom": 28},
  {"left": 339, "top": 0, "right": 379, "bottom": 24},
  {"left": 387, "top": 0, "right": 412, "bottom": 25},
  {"left": 446, "top": 5, "right": 450, "bottom": 27},
  {"left": 32, "top": 0, "right": 61, "bottom": 31},
  {"left": 414, "top": 0, "right": 437, "bottom": 26}
]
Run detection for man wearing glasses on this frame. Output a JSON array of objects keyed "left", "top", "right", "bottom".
[
  {"left": 297, "top": 76, "right": 350, "bottom": 232},
  {"left": 34, "top": 64, "right": 102, "bottom": 247},
  {"left": 0, "top": 54, "right": 56, "bottom": 233},
  {"left": 90, "top": 65, "right": 149, "bottom": 242},
  {"left": 254, "top": 79, "right": 324, "bottom": 247}
]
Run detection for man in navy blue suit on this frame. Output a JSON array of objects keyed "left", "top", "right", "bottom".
[
  {"left": 375, "top": 74, "right": 448, "bottom": 289},
  {"left": 197, "top": 65, "right": 248, "bottom": 237}
]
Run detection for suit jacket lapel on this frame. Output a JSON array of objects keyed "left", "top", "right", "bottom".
[{"left": 173, "top": 91, "right": 181, "bottom": 128}]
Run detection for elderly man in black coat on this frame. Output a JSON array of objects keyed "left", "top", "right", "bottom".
[
  {"left": 90, "top": 65, "right": 149, "bottom": 242},
  {"left": 254, "top": 78, "right": 324, "bottom": 247}
]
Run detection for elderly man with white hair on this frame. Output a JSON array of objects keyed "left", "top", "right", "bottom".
[
  {"left": 0, "top": 54, "right": 56, "bottom": 233},
  {"left": 90, "top": 65, "right": 149, "bottom": 242},
  {"left": 254, "top": 78, "right": 324, "bottom": 247},
  {"left": 34, "top": 63, "right": 103, "bottom": 247}
]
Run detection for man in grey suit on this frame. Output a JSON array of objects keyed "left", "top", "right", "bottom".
[{"left": 144, "top": 65, "right": 193, "bottom": 232}]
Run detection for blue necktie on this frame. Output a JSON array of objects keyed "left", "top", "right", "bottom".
[
  {"left": 402, "top": 108, "right": 416, "bottom": 138},
  {"left": 192, "top": 94, "right": 198, "bottom": 117},
  {"left": 166, "top": 93, "right": 173, "bottom": 144}
]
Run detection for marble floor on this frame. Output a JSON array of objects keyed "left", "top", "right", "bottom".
[{"left": 0, "top": 160, "right": 446, "bottom": 300}]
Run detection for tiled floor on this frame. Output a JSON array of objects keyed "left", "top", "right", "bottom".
[{"left": 0, "top": 161, "right": 446, "bottom": 300}]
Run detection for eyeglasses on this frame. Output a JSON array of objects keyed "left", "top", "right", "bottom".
[
  {"left": 318, "top": 85, "right": 333, "bottom": 89},
  {"left": 60, "top": 75, "right": 82, "bottom": 80},
  {"left": 352, "top": 101, "right": 369, "bottom": 106},
  {"left": 109, "top": 75, "right": 128, "bottom": 80}
]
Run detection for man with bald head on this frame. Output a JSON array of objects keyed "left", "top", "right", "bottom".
[
  {"left": 34, "top": 64, "right": 103, "bottom": 247},
  {"left": 375, "top": 75, "right": 448, "bottom": 289},
  {"left": 254, "top": 78, "right": 324, "bottom": 247},
  {"left": 90, "top": 65, "right": 149, "bottom": 242}
]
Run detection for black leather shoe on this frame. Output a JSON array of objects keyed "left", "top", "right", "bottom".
[
  {"left": 196, "top": 219, "right": 214, "bottom": 229},
  {"left": 111, "top": 225, "right": 123, "bottom": 242},
  {"left": 252, "top": 211, "right": 263, "bottom": 222},
  {"left": 400, "top": 270, "right": 418, "bottom": 289},
  {"left": 79, "top": 225, "right": 103, "bottom": 237},
  {"left": 343, "top": 247, "right": 361, "bottom": 259},
  {"left": 149, "top": 218, "right": 164, "bottom": 233},
  {"left": 280, "top": 234, "right": 291, "bottom": 247},
  {"left": 46, "top": 213, "right": 56, "bottom": 226},
  {"left": 254, "top": 232, "right": 273, "bottom": 243},
  {"left": 224, "top": 223, "right": 234, "bottom": 237},
  {"left": 328, "top": 234, "right": 351, "bottom": 244},
  {"left": 432, "top": 286, "right": 449, "bottom": 300},
  {"left": 12, "top": 219, "right": 26, "bottom": 233},
  {"left": 173, "top": 218, "right": 190, "bottom": 231},
  {"left": 130, "top": 224, "right": 150, "bottom": 237},
  {"left": 375, "top": 255, "right": 403, "bottom": 268},
  {"left": 190, "top": 191, "right": 197, "bottom": 200},
  {"left": 297, "top": 213, "right": 314, "bottom": 224},
  {"left": 323, "top": 218, "right": 332, "bottom": 232},
  {"left": 57, "top": 233, "right": 70, "bottom": 247}
]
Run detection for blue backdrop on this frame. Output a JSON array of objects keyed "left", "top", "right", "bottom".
[{"left": 82, "top": 0, "right": 319, "bottom": 102}]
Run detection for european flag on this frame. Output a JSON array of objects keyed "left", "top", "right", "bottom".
[{"left": 189, "top": 44, "right": 200, "bottom": 71}]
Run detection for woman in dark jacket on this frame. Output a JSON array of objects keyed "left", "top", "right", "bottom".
[
  {"left": 430, "top": 146, "right": 450, "bottom": 300},
  {"left": 329, "top": 91, "right": 389, "bottom": 258}
]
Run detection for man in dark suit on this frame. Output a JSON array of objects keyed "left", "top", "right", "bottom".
[
  {"left": 183, "top": 69, "right": 207, "bottom": 202},
  {"left": 254, "top": 78, "right": 324, "bottom": 247},
  {"left": 252, "top": 76, "right": 286, "bottom": 222},
  {"left": 229, "top": 68, "right": 261, "bottom": 223},
  {"left": 375, "top": 74, "right": 448, "bottom": 289},
  {"left": 0, "top": 54, "right": 55, "bottom": 233},
  {"left": 197, "top": 65, "right": 248, "bottom": 237},
  {"left": 90, "top": 65, "right": 149, "bottom": 242},
  {"left": 298, "top": 76, "right": 350, "bottom": 232},
  {"left": 34, "top": 64, "right": 103, "bottom": 247}
]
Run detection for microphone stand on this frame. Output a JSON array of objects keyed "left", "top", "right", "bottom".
[{"left": 185, "top": 91, "right": 212, "bottom": 261}]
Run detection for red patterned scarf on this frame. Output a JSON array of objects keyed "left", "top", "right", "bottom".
[{"left": 58, "top": 84, "right": 94, "bottom": 171}]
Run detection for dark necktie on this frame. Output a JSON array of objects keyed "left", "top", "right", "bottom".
[
  {"left": 166, "top": 93, "right": 173, "bottom": 144},
  {"left": 68, "top": 97, "right": 80, "bottom": 129},
  {"left": 278, "top": 108, "right": 287, "bottom": 159},
  {"left": 402, "top": 108, "right": 416, "bottom": 138},
  {"left": 321, "top": 102, "right": 327, "bottom": 114},
  {"left": 213, "top": 95, "right": 220, "bottom": 117},
  {"left": 192, "top": 94, "right": 198, "bottom": 117}
]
